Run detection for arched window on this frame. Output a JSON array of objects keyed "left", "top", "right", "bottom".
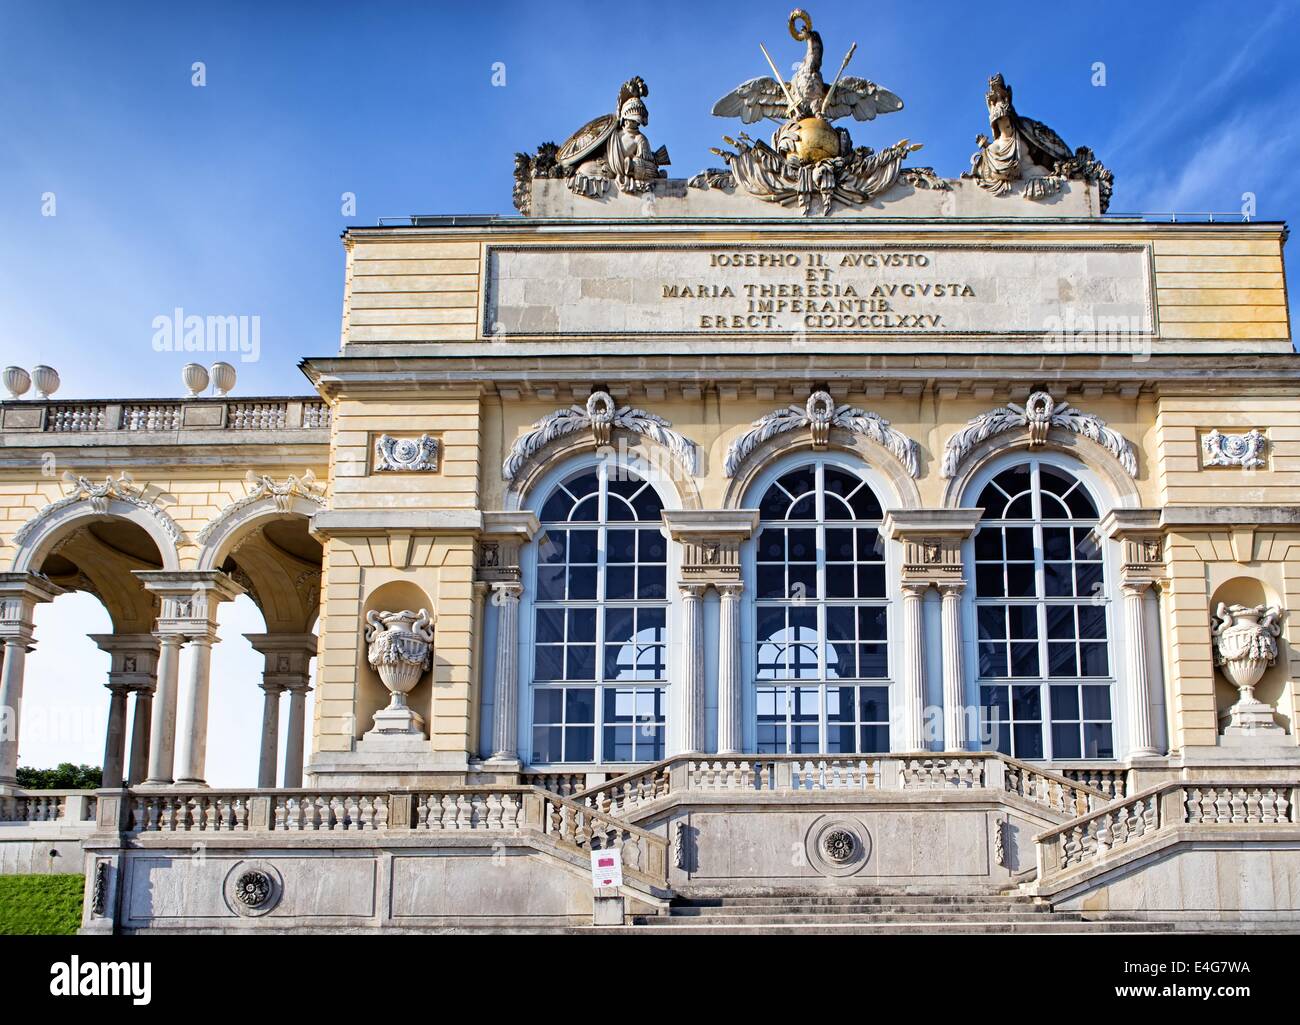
[
  {"left": 529, "top": 463, "right": 668, "bottom": 764},
  {"left": 752, "top": 460, "right": 890, "bottom": 753},
  {"left": 973, "top": 461, "right": 1113, "bottom": 761}
]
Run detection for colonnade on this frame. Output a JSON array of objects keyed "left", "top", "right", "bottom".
[{"left": 0, "top": 569, "right": 316, "bottom": 793}]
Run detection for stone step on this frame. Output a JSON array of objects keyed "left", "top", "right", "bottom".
[
  {"left": 663, "top": 905, "right": 1057, "bottom": 919},
  {"left": 638, "top": 910, "right": 1079, "bottom": 926},
  {"left": 676, "top": 894, "right": 1040, "bottom": 908},
  {"left": 612, "top": 920, "right": 1181, "bottom": 935}
]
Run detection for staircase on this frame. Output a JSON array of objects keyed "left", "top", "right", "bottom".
[{"left": 623, "top": 891, "right": 1177, "bottom": 933}]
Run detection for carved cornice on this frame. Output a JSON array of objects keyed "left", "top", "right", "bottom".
[
  {"left": 940, "top": 389, "right": 1137, "bottom": 479},
  {"left": 196, "top": 471, "right": 326, "bottom": 545},
  {"left": 724, "top": 391, "right": 919, "bottom": 478},
  {"left": 880, "top": 509, "right": 984, "bottom": 587},
  {"left": 663, "top": 510, "right": 760, "bottom": 587},
  {"left": 12, "top": 473, "right": 185, "bottom": 548},
  {"left": 502, "top": 390, "right": 697, "bottom": 482}
]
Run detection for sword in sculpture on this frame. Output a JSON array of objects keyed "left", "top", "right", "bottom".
[{"left": 757, "top": 41, "right": 800, "bottom": 117}]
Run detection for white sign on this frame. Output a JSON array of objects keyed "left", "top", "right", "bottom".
[
  {"left": 485, "top": 243, "right": 1153, "bottom": 337},
  {"left": 591, "top": 848, "right": 623, "bottom": 889}
]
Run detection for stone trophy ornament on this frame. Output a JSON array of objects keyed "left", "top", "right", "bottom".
[
  {"left": 710, "top": 9, "right": 922, "bottom": 215},
  {"left": 364, "top": 609, "right": 435, "bottom": 736},
  {"left": 513, "top": 77, "right": 670, "bottom": 213},
  {"left": 1212, "top": 602, "right": 1285, "bottom": 738},
  {"left": 962, "top": 73, "right": 1114, "bottom": 212}
]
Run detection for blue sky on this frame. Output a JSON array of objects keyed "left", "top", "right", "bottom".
[
  {"left": 3, "top": 0, "right": 1297, "bottom": 784},
  {"left": 2, "top": 0, "right": 1297, "bottom": 401}
]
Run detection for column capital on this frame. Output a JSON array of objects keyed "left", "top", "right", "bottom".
[
  {"left": 718, "top": 582, "right": 745, "bottom": 599},
  {"left": 901, "top": 581, "right": 931, "bottom": 599},
  {"left": 663, "top": 509, "right": 759, "bottom": 589},
  {"left": 1121, "top": 579, "right": 1154, "bottom": 598},
  {"left": 1096, "top": 509, "right": 1167, "bottom": 585},
  {"left": 478, "top": 510, "right": 541, "bottom": 585},
  {"left": 134, "top": 570, "right": 245, "bottom": 637},
  {"left": 0, "top": 571, "right": 65, "bottom": 642},
  {"left": 937, "top": 580, "right": 967, "bottom": 597},
  {"left": 245, "top": 632, "right": 317, "bottom": 690},
  {"left": 679, "top": 582, "right": 709, "bottom": 600},
  {"left": 89, "top": 633, "right": 161, "bottom": 690},
  {"left": 882, "top": 510, "right": 983, "bottom": 589},
  {"left": 489, "top": 580, "right": 524, "bottom": 602}
]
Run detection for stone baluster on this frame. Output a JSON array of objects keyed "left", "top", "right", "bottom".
[
  {"left": 677, "top": 584, "right": 707, "bottom": 754},
  {"left": 487, "top": 582, "right": 523, "bottom": 766},
  {"left": 0, "top": 573, "right": 64, "bottom": 791},
  {"left": 717, "top": 583, "right": 744, "bottom": 755}
]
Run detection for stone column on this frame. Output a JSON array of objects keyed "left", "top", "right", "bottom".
[
  {"left": 939, "top": 582, "right": 968, "bottom": 751},
  {"left": 133, "top": 571, "right": 245, "bottom": 788},
  {"left": 145, "top": 634, "right": 183, "bottom": 785},
  {"left": 244, "top": 632, "right": 318, "bottom": 789},
  {"left": 127, "top": 685, "right": 153, "bottom": 785},
  {"left": 174, "top": 632, "right": 216, "bottom": 786},
  {"left": 1122, "top": 581, "right": 1159, "bottom": 757},
  {"left": 488, "top": 582, "right": 523, "bottom": 764},
  {"left": 282, "top": 683, "right": 310, "bottom": 788},
  {"left": 717, "top": 583, "right": 744, "bottom": 755},
  {"left": 100, "top": 684, "right": 131, "bottom": 789},
  {"left": 89, "top": 633, "right": 160, "bottom": 789},
  {"left": 257, "top": 682, "right": 283, "bottom": 788},
  {"left": 0, "top": 573, "right": 64, "bottom": 791},
  {"left": 677, "top": 584, "right": 707, "bottom": 754},
  {"left": 900, "top": 583, "right": 929, "bottom": 752}
]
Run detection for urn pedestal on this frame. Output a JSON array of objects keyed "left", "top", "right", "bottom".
[
  {"left": 1212, "top": 602, "right": 1286, "bottom": 741},
  {"left": 358, "top": 609, "right": 434, "bottom": 751}
]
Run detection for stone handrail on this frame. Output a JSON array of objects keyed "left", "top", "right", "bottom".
[
  {"left": 1035, "top": 780, "right": 1299, "bottom": 886},
  {"left": 540, "top": 790, "right": 670, "bottom": 887},
  {"left": 1002, "top": 756, "right": 1109, "bottom": 817},
  {"left": 0, "top": 790, "right": 98, "bottom": 824},
  {"left": 1057, "top": 766, "right": 1127, "bottom": 800},
  {"left": 0, "top": 396, "right": 330, "bottom": 435},
  {"left": 561, "top": 753, "right": 1115, "bottom": 822}
]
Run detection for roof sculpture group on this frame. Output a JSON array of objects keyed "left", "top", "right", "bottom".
[{"left": 513, "top": 8, "right": 1113, "bottom": 217}]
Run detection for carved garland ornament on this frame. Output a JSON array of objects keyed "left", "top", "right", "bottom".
[
  {"left": 12, "top": 473, "right": 185, "bottom": 547},
  {"left": 724, "top": 391, "right": 919, "bottom": 477},
  {"left": 502, "top": 390, "right": 697, "bottom": 481},
  {"left": 940, "top": 390, "right": 1137, "bottom": 479},
  {"left": 195, "top": 471, "right": 326, "bottom": 545},
  {"left": 374, "top": 434, "right": 440, "bottom": 473},
  {"left": 1202, "top": 429, "right": 1267, "bottom": 469}
]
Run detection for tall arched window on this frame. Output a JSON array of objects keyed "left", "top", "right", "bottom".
[
  {"left": 529, "top": 463, "right": 667, "bottom": 764},
  {"left": 752, "top": 460, "right": 890, "bottom": 754},
  {"left": 973, "top": 461, "right": 1113, "bottom": 761}
]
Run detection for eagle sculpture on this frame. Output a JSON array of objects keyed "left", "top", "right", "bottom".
[{"left": 711, "top": 8, "right": 902, "bottom": 124}]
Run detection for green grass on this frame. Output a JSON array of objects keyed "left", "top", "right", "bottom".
[{"left": 0, "top": 874, "right": 85, "bottom": 935}]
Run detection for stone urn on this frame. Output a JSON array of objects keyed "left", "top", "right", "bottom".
[
  {"left": 31, "top": 365, "right": 60, "bottom": 399},
  {"left": 1212, "top": 602, "right": 1284, "bottom": 737},
  {"left": 364, "top": 608, "right": 435, "bottom": 735},
  {"left": 210, "top": 361, "right": 237, "bottom": 397},
  {"left": 182, "top": 363, "right": 209, "bottom": 397},
  {"left": 2, "top": 366, "right": 30, "bottom": 399}
]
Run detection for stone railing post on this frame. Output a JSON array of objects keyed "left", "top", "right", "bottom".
[
  {"left": 983, "top": 755, "right": 1005, "bottom": 791},
  {"left": 877, "top": 757, "right": 902, "bottom": 790}
]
